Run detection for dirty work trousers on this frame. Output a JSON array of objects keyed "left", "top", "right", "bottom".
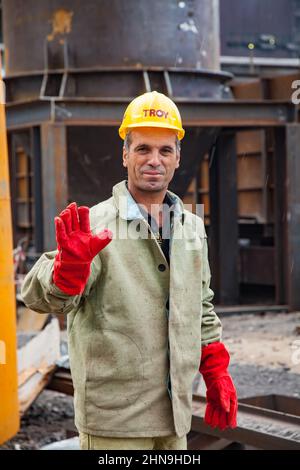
[{"left": 79, "top": 431, "right": 187, "bottom": 450}]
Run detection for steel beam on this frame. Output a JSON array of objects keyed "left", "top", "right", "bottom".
[
  {"left": 273, "top": 124, "right": 300, "bottom": 310},
  {"left": 30, "top": 126, "right": 44, "bottom": 254},
  {"left": 6, "top": 99, "right": 297, "bottom": 130},
  {"left": 273, "top": 127, "right": 288, "bottom": 305},
  {"left": 209, "top": 132, "right": 239, "bottom": 304},
  {"left": 40, "top": 123, "right": 68, "bottom": 251},
  {"left": 285, "top": 124, "right": 300, "bottom": 310},
  {"left": 192, "top": 395, "right": 300, "bottom": 450}
]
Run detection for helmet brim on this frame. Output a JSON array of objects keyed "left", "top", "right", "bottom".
[{"left": 119, "top": 122, "right": 185, "bottom": 140}]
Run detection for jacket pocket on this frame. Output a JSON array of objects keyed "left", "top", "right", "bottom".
[{"left": 86, "top": 329, "right": 144, "bottom": 410}]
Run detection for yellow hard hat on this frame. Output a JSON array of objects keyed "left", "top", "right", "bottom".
[{"left": 119, "top": 90, "right": 185, "bottom": 140}]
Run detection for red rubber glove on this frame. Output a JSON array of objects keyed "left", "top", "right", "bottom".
[
  {"left": 199, "top": 341, "right": 238, "bottom": 431},
  {"left": 53, "top": 202, "right": 113, "bottom": 295}
]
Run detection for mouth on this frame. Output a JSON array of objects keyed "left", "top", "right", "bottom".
[{"left": 143, "top": 171, "right": 162, "bottom": 176}]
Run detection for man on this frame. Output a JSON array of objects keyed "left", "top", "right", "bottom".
[{"left": 21, "top": 91, "right": 237, "bottom": 450}]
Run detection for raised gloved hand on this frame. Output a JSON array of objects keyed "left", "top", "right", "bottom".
[
  {"left": 53, "top": 202, "right": 113, "bottom": 295},
  {"left": 199, "top": 341, "right": 238, "bottom": 431}
]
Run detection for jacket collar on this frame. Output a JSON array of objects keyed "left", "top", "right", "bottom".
[{"left": 112, "top": 179, "right": 184, "bottom": 222}]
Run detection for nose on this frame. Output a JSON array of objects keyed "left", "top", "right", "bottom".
[{"left": 147, "top": 149, "right": 161, "bottom": 167}]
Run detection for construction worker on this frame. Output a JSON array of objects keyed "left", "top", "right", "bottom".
[{"left": 21, "top": 91, "right": 238, "bottom": 450}]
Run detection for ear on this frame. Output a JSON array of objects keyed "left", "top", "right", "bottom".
[
  {"left": 122, "top": 146, "right": 128, "bottom": 168},
  {"left": 175, "top": 152, "right": 180, "bottom": 169}
]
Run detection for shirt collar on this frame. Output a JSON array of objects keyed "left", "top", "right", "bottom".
[{"left": 113, "top": 179, "right": 184, "bottom": 221}]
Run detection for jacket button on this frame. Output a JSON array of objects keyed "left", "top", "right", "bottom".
[{"left": 158, "top": 264, "right": 166, "bottom": 272}]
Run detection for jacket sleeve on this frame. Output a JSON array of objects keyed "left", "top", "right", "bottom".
[
  {"left": 21, "top": 250, "right": 101, "bottom": 315},
  {"left": 201, "top": 230, "right": 222, "bottom": 346}
]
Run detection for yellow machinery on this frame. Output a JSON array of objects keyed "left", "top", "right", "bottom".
[{"left": 0, "top": 64, "right": 20, "bottom": 444}]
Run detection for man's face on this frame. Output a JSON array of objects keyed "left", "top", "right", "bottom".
[{"left": 122, "top": 127, "right": 180, "bottom": 192}]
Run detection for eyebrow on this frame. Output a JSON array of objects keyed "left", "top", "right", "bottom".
[
  {"left": 134, "top": 144, "right": 150, "bottom": 150},
  {"left": 134, "top": 143, "right": 175, "bottom": 151}
]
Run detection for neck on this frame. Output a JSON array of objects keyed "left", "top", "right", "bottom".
[{"left": 127, "top": 180, "right": 167, "bottom": 226}]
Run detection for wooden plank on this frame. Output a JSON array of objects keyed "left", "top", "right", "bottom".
[
  {"left": 236, "top": 130, "right": 262, "bottom": 155},
  {"left": 17, "top": 306, "right": 49, "bottom": 332},
  {"left": 17, "top": 318, "right": 61, "bottom": 414}
]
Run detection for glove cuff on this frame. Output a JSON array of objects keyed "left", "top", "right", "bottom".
[
  {"left": 53, "top": 251, "right": 91, "bottom": 295},
  {"left": 199, "top": 341, "right": 231, "bottom": 388}
]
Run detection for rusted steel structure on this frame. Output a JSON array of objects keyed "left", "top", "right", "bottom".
[
  {"left": 191, "top": 394, "right": 300, "bottom": 450},
  {"left": 2, "top": 0, "right": 300, "bottom": 309},
  {"left": 2, "top": 0, "right": 230, "bottom": 248}
]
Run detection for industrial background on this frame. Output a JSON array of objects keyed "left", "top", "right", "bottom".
[{"left": 0, "top": 0, "right": 300, "bottom": 450}]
